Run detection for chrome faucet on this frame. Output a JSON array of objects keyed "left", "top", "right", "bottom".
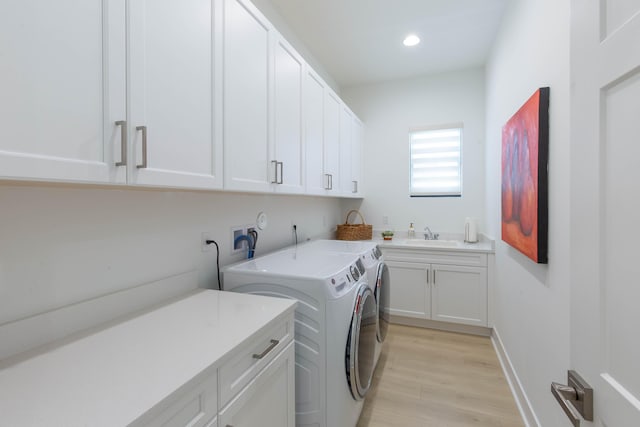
[{"left": 423, "top": 226, "right": 439, "bottom": 240}]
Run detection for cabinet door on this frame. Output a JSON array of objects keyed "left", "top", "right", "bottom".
[
  {"left": 219, "top": 342, "right": 295, "bottom": 427},
  {"left": 273, "top": 36, "right": 304, "bottom": 194},
  {"left": 304, "top": 69, "right": 326, "bottom": 195},
  {"left": 431, "top": 264, "right": 487, "bottom": 327},
  {"left": 351, "top": 118, "right": 363, "bottom": 196},
  {"left": 386, "top": 261, "right": 430, "bottom": 319},
  {"left": 339, "top": 105, "right": 353, "bottom": 196},
  {"left": 323, "top": 90, "right": 341, "bottom": 194},
  {"left": 223, "top": 0, "right": 272, "bottom": 192},
  {"left": 0, "top": 0, "right": 126, "bottom": 184},
  {"left": 128, "top": 0, "right": 221, "bottom": 190},
  {"left": 131, "top": 371, "right": 218, "bottom": 427}
]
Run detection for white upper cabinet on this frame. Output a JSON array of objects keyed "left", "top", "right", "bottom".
[
  {"left": 223, "top": 0, "right": 273, "bottom": 193},
  {"left": 128, "top": 0, "right": 222, "bottom": 190},
  {"left": 0, "top": 0, "right": 126, "bottom": 184},
  {"left": 339, "top": 105, "right": 353, "bottom": 196},
  {"left": 323, "top": 90, "right": 341, "bottom": 194},
  {"left": 304, "top": 70, "right": 327, "bottom": 195},
  {"left": 339, "top": 106, "right": 363, "bottom": 197},
  {"left": 0, "top": 0, "right": 222, "bottom": 190},
  {"left": 351, "top": 118, "right": 363, "bottom": 197},
  {"left": 0, "top": 0, "right": 361, "bottom": 197},
  {"left": 272, "top": 35, "right": 304, "bottom": 194}
]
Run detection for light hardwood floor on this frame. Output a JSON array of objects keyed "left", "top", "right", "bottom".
[{"left": 357, "top": 324, "right": 524, "bottom": 427}]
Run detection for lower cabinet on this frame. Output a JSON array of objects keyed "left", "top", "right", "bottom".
[
  {"left": 134, "top": 308, "right": 295, "bottom": 427},
  {"left": 219, "top": 341, "right": 295, "bottom": 427},
  {"left": 384, "top": 249, "right": 488, "bottom": 327},
  {"left": 132, "top": 370, "right": 218, "bottom": 427}
]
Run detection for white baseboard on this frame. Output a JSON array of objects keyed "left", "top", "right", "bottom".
[
  {"left": 389, "top": 315, "right": 491, "bottom": 336},
  {"left": 491, "top": 327, "right": 540, "bottom": 427}
]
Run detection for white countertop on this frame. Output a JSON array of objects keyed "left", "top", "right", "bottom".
[
  {"left": 0, "top": 289, "right": 296, "bottom": 427},
  {"left": 375, "top": 237, "right": 494, "bottom": 253}
]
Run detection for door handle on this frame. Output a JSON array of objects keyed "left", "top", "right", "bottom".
[
  {"left": 114, "top": 120, "right": 127, "bottom": 166},
  {"left": 136, "top": 125, "right": 148, "bottom": 169},
  {"left": 271, "top": 160, "right": 278, "bottom": 184},
  {"left": 550, "top": 370, "right": 593, "bottom": 427}
]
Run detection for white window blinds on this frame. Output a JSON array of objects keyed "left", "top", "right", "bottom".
[{"left": 410, "top": 127, "right": 462, "bottom": 196}]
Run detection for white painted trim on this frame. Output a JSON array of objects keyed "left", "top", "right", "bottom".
[
  {"left": 0, "top": 270, "right": 198, "bottom": 362},
  {"left": 491, "top": 327, "right": 540, "bottom": 427},
  {"left": 389, "top": 315, "right": 491, "bottom": 337}
]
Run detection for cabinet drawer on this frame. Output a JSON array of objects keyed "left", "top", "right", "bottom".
[
  {"left": 219, "top": 341, "right": 295, "bottom": 427},
  {"left": 218, "top": 314, "right": 294, "bottom": 407},
  {"left": 131, "top": 370, "right": 218, "bottom": 427},
  {"left": 382, "top": 248, "right": 487, "bottom": 267}
]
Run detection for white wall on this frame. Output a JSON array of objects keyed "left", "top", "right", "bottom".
[
  {"left": 341, "top": 68, "right": 486, "bottom": 236},
  {"left": 0, "top": 183, "right": 341, "bottom": 326},
  {"left": 485, "top": 0, "right": 570, "bottom": 425}
]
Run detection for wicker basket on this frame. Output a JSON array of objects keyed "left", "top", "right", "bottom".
[{"left": 336, "top": 210, "right": 373, "bottom": 241}]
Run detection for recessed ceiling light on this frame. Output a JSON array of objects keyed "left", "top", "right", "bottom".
[{"left": 403, "top": 34, "right": 420, "bottom": 47}]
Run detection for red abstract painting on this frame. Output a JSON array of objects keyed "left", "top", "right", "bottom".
[{"left": 501, "top": 88, "right": 549, "bottom": 263}]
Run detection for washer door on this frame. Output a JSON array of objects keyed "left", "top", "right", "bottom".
[
  {"left": 375, "top": 262, "right": 390, "bottom": 343},
  {"left": 346, "top": 284, "right": 377, "bottom": 400}
]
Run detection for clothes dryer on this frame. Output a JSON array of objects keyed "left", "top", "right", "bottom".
[
  {"left": 295, "top": 240, "right": 390, "bottom": 366},
  {"left": 223, "top": 248, "right": 376, "bottom": 427}
]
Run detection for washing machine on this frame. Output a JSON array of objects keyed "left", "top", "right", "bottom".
[
  {"left": 222, "top": 248, "right": 377, "bottom": 427},
  {"left": 295, "top": 240, "right": 390, "bottom": 366}
]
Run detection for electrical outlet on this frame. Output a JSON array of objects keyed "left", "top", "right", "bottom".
[
  {"left": 382, "top": 215, "right": 389, "bottom": 225},
  {"left": 201, "top": 232, "right": 216, "bottom": 252}
]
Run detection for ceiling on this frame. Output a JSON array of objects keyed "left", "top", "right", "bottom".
[{"left": 267, "top": 0, "right": 508, "bottom": 89}]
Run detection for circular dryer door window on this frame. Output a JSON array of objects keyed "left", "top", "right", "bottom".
[{"left": 346, "top": 284, "right": 377, "bottom": 400}]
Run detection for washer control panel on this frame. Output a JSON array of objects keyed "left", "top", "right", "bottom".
[{"left": 328, "top": 262, "right": 367, "bottom": 298}]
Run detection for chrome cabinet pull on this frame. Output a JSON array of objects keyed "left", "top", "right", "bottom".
[
  {"left": 115, "top": 120, "right": 127, "bottom": 166},
  {"left": 271, "top": 160, "right": 278, "bottom": 183},
  {"left": 329, "top": 174, "right": 333, "bottom": 190},
  {"left": 352, "top": 180, "right": 358, "bottom": 193},
  {"left": 136, "top": 126, "right": 148, "bottom": 169},
  {"left": 252, "top": 339, "right": 279, "bottom": 359},
  {"left": 324, "top": 173, "right": 331, "bottom": 190},
  {"left": 426, "top": 267, "right": 429, "bottom": 284},
  {"left": 278, "top": 161, "right": 284, "bottom": 184},
  {"left": 433, "top": 270, "right": 436, "bottom": 286},
  {"left": 271, "top": 161, "right": 284, "bottom": 184}
]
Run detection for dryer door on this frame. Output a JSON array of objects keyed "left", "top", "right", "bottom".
[
  {"left": 375, "top": 262, "right": 390, "bottom": 343},
  {"left": 346, "top": 284, "right": 377, "bottom": 400}
]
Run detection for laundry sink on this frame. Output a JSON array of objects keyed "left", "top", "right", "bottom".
[{"left": 400, "top": 239, "right": 459, "bottom": 248}]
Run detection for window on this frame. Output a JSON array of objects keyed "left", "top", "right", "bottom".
[{"left": 410, "top": 125, "right": 462, "bottom": 197}]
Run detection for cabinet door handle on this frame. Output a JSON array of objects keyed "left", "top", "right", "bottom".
[
  {"left": 329, "top": 174, "right": 333, "bottom": 190},
  {"left": 115, "top": 120, "right": 127, "bottom": 166},
  {"left": 426, "top": 267, "right": 429, "bottom": 284},
  {"left": 136, "top": 126, "right": 148, "bottom": 169},
  {"left": 324, "top": 173, "right": 331, "bottom": 190},
  {"left": 433, "top": 270, "right": 436, "bottom": 286},
  {"left": 352, "top": 180, "right": 358, "bottom": 193},
  {"left": 278, "top": 161, "right": 284, "bottom": 184},
  {"left": 271, "top": 160, "right": 278, "bottom": 184},
  {"left": 252, "top": 339, "right": 279, "bottom": 359}
]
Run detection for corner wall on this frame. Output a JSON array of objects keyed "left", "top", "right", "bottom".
[
  {"left": 0, "top": 183, "right": 341, "bottom": 326},
  {"left": 485, "top": 0, "right": 571, "bottom": 425},
  {"left": 342, "top": 68, "right": 486, "bottom": 236}
]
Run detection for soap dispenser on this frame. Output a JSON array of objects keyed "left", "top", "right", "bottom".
[{"left": 408, "top": 222, "right": 415, "bottom": 238}]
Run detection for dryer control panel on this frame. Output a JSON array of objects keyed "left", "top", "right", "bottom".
[{"left": 327, "top": 262, "right": 367, "bottom": 299}]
